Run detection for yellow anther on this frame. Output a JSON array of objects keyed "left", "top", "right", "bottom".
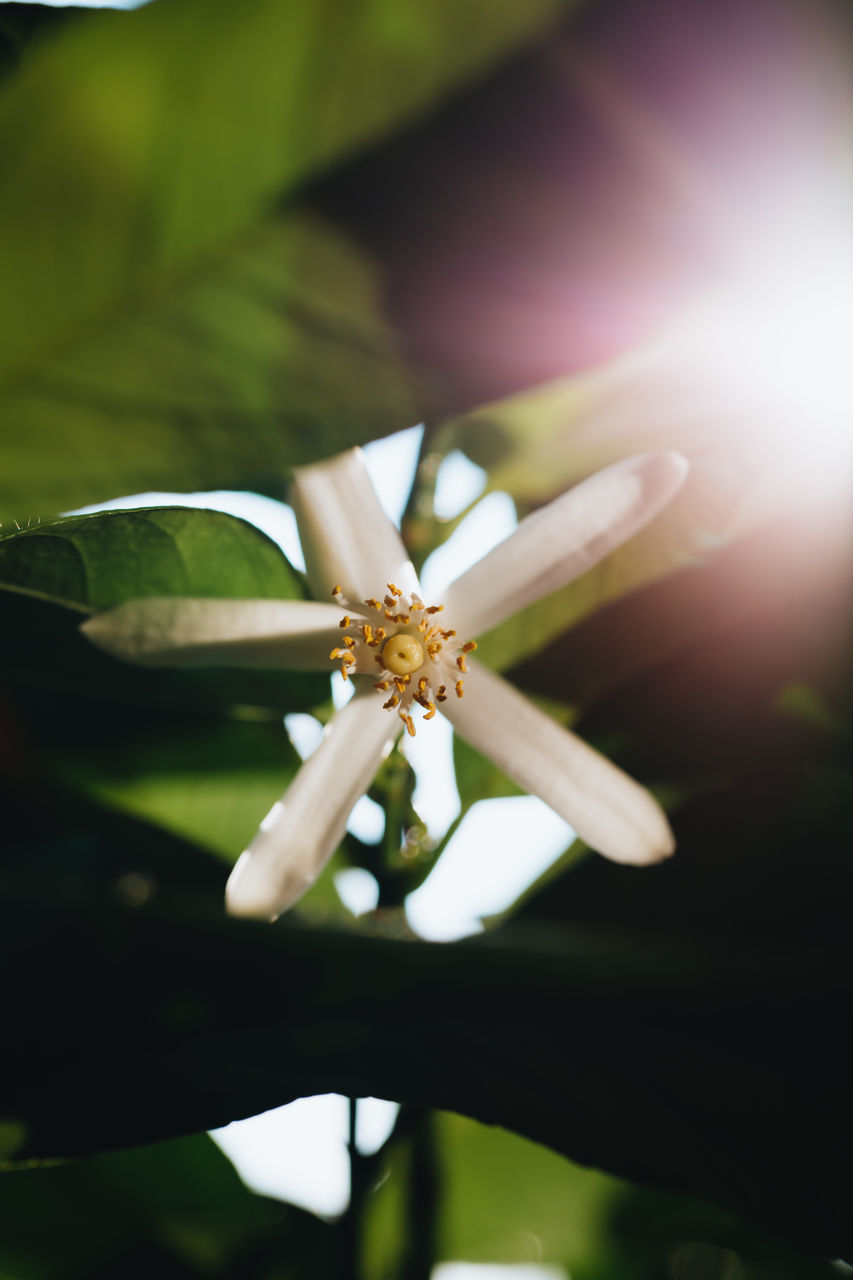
[
  {"left": 418, "top": 677, "right": 428, "bottom": 694},
  {"left": 343, "top": 636, "right": 356, "bottom": 649},
  {"left": 360, "top": 624, "right": 374, "bottom": 644},
  {"left": 423, "top": 703, "right": 437, "bottom": 721},
  {"left": 331, "top": 585, "right": 342, "bottom": 597},
  {"left": 456, "top": 654, "right": 467, "bottom": 673},
  {"left": 339, "top": 615, "right": 350, "bottom": 628},
  {"left": 436, "top": 685, "right": 447, "bottom": 702},
  {"left": 374, "top": 680, "right": 390, "bottom": 691},
  {"left": 394, "top": 675, "right": 411, "bottom": 694},
  {"left": 455, "top": 680, "right": 464, "bottom": 698},
  {"left": 387, "top": 583, "right": 402, "bottom": 597},
  {"left": 414, "top": 693, "right": 431, "bottom": 710},
  {"left": 427, "top": 642, "right": 441, "bottom": 658},
  {"left": 399, "top": 712, "right": 416, "bottom": 737},
  {"left": 381, "top": 633, "right": 425, "bottom": 676},
  {"left": 375, "top": 627, "right": 386, "bottom": 643},
  {"left": 383, "top": 694, "right": 400, "bottom": 709},
  {"left": 417, "top": 618, "right": 429, "bottom": 632},
  {"left": 441, "top": 629, "right": 456, "bottom": 640},
  {"left": 426, "top": 604, "right": 444, "bottom": 614},
  {"left": 365, "top": 598, "right": 381, "bottom": 610}
]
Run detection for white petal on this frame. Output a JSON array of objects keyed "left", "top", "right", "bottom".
[
  {"left": 226, "top": 689, "right": 400, "bottom": 919},
  {"left": 290, "top": 448, "right": 420, "bottom": 603},
  {"left": 443, "top": 451, "right": 689, "bottom": 637},
  {"left": 81, "top": 598, "right": 346, "bottom": 668},
  {"left": 443, "top": 661, "right": 674, "bottom": 865}
]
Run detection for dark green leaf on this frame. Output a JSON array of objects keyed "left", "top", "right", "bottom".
[
  {"left": 0, "top": 505, "right": 303, "bottom": 610},
  {"left": 1, "top": 885, "right": 850, "bottom": 1259}
]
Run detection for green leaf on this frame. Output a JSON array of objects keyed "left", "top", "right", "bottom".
[
  {"left": 0, "top": 505, "right": 304, "bottom": 611},
  {"left": 0, "top": 0, "right": 571, "bottom": 516}
]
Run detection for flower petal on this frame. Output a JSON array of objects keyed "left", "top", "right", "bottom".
[
  {"left": 443, "top": 661, "right": 674, "bottom": 865},
  {"left": 226, "top": 689, "right": 400, "bottom": 919},
  {"left": 81, "top": 598, "right": 346, "bottom": 668},
  {"left": 290, "top": 448, "right": 420, "bottom": 603},
  {"left": 443, "top": 451, "right": 689, "bottom": 638}
]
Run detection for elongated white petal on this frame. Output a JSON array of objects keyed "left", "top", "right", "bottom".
[
  {"left": 443, "top": 661, "right": 674, "bottom": 865},
  {"left": 290, "top": 448, "right": 420, "bottom": 603},
  {"left": 443, "top": 451, "right": 689, "bottom": 637},
  {"left": 227, "top": 690, "right": 399, "bottom": 919},
  {"left": 81, "top": 598, "right": 346, "bottom": 668}
]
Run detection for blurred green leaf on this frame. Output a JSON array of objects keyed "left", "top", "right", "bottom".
[
  {"left": 0, "top": 0, "right": 571, "bottom": 516},
  {"left": 63, "top": 719, "right": 301, "bottom": 862},
  {"left": 364, "top": 1114, "right": 835, "bottom": 1280},
  {"left": 0, "top": 1128, "right": 345, "bottom": 1280}
]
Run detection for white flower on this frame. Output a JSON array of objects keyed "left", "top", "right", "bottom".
[{"left": 82, "top": 447, "right": 688, "bottom": 921}]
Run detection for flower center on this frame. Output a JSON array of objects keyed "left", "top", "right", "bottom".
[
  {"left": 329, "top": 582, "right": 476, "bottom": 736},
  {"left": 381, "top": 633, "right": 424, "bottom": 675}
]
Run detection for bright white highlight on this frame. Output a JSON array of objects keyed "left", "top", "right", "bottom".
[
  {"left": 434, "top": 450, "right": 488, "bottom": 519},
  {"left": 346, "top": 795, "right": 386, "bottom": 845},
  {"left": 362, "top": 425, "right": 424, "bottom": 526},
  {"left": 334, "top": 866, "right": 380, "bottom": 915},
  {"left": 284, "top": 712, "right": 324, "bottom": 760},
  {"left": 211, "top": 1096, "right": 350, "bottom": 1216},
  {"left": 405, "top": 798, "right": 574, "bottom": 941},
  {"left": 211, "top": 1094, "right": 400, "bottom": 1215}
]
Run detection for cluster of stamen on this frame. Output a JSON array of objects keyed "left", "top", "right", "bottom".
[{"left": 329, "top": 583, "right": 477, "bottom": 736}]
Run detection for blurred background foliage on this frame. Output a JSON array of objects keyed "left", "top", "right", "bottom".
[{"left": 1, "top": 0, "right": 852, "bottom": 1276}]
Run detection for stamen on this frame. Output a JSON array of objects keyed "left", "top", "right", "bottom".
[
  {"left": 374, "top": 680, "right": 390, "bottom": 691},
  {"left": 342, "top": 636, "right": 356, "bottom": 649},
  {"left": 387, "top": 583, "right": 403, "bottom": 597},
  {"left": 339, "top": 615, "right": 350, "bottom": 628},
  {"left": 455, "top": 679, "right": 464, "bottom": 698},
  {"left": 399, "top": 711, "right": 416, "bottom": 737},
  {"left": 462, "top": 641, "right": 478, "bottom": 653},
  {"left": 331, "top": 585, "right": 342, "bottom": 598},
  {"left": 436, "top": 685, "right": 447, "bottom": 702},
  {"left": 456, "top": 654, "right": 467, "bottom": 672},
  {"left": 365, "top": 598, "right": 381, "bottom": 610},
  {"left": 360, "top": 624, "right": 374, "bottom": 644},
  {"left": 423, "top": 703, "right": 437, "bottom": 720},
  {"left": 383, "top": 694, "right": 400, "bottom": 709},
  {"left": 426, "top": 604, "right": 444, "bottom": 614}
]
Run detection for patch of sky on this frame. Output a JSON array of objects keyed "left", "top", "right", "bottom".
[
  {"left": 406, "top": 798, "right": 574, "bottom": 941},
  {"left": 432, "top": 449, "right": 487, "bottom": 520},
  {"left": 211, "top": 1094, "right": 399, "bottom": 1217}
]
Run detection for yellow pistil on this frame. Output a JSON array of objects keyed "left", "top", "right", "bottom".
[{"left": 381, "top": 633, "right": 425, "bottom": 676}]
